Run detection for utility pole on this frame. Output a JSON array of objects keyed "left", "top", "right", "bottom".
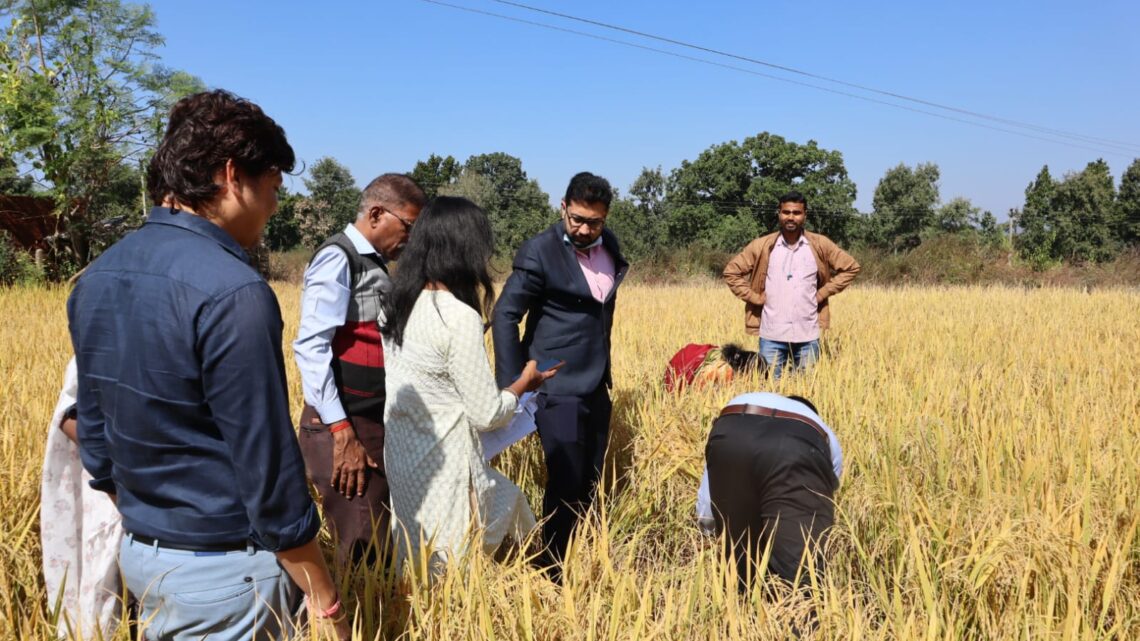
[{"left": 1008, "top": 208, "right": 1017, "bottom": 266}]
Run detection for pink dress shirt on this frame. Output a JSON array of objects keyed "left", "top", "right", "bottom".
[
  {"left": 759, "top": 235, "right": 820, "bottom": 342},
  {"left": 574, "top": 244, "right": 616, "bottom": 302}
]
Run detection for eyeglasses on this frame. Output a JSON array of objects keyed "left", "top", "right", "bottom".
[
  {"left": 381, "top": 206, "right": 415, "bottom": 232},
  {"left": 564, "top": 211, "right": 605, "bottom": 230}
]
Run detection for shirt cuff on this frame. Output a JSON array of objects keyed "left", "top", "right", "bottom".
[
  {"left": 314, "top": 400, "right": 348, "bottom": 426},
  {"left": 697, "top": 516, "right": 716, "bottom": 537},
  {"left": 252, "top": 503, "right": 321, "bottom": 552},
  {"left": 88, "top": 476, "right": 116, "bottom": 495}
]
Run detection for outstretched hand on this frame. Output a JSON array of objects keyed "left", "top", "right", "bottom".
[{"left": 510, "top": 359, "right": 563, "bottom": 396}]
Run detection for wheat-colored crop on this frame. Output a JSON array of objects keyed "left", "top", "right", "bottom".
[{"left": 2, "top": 283, "right": 1138, "bottom": 640}]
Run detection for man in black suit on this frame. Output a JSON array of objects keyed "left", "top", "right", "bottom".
[{"left": 493, "top": 172, "right": 629, "bottom": 571}]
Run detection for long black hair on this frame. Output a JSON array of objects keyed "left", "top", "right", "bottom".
[
  {"left": 721, "top": 343, "right": 764, "bottom": 375},
  {"left": 380, "top": 196, "right": 496, "bottom": 347}
]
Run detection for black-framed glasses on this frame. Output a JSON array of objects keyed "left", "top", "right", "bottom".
[
  {"left": 564, "top": 211, "right": 605, "bottom": 230},
  {"left": 381, "top": 206, "right": 415, "bottom": 232}
]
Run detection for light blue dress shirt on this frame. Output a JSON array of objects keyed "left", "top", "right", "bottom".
[
  {"left": 293, "top": 223, "right": 382, "bottom": 425},
  {"left": 696, "top": 392, "right": 843, "bottom": 534}
]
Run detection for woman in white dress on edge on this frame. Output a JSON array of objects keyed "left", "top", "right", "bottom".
[
  {"left": 380, "top": 196, "right": 557, "bottom": 574},
  {"left": 40, "top": 357, "right": 124, "bottom": 638}
]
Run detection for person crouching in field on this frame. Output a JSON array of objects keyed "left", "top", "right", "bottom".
[
  {"left": 664, "top": 343, "right": 765, "bottom": 392},
  {"left": 41, "top": 356, "right": 124, "bottom": 639},
  {"left": 723, "top": 191, "right": 860, "bottom": 378},
  {"left": 696, "top": 392, "right": 843, "bottom": 590},
  {"left": 67, "top": 90, "right": 348, "bottom": 641}
]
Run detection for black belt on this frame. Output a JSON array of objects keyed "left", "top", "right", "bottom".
[
  {"left": 129, "top": 533, "right": 250, "bottom": 553},
  {"left": 718, "top": 404, "right": 831, "bottom": 447}
]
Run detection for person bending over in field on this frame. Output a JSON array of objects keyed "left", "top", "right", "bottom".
[
  {"left": 41, "top": 356, "right": 125, "bottom": 639},
  {"left": 696, "top": 392, "right": 843, "bottom": 590},
  {"left": 663, "top": 343, "right": 766, "bottom": 392},
  {"left": 723, "top": 191, "right": 860, "bottom": 378}
]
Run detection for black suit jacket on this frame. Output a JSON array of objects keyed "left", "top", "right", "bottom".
[{"left": 492, "top": 223, "right": 629, "bottom": 397}]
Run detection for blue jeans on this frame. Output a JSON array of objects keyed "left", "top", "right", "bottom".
[
  {"left": 119, "top": 535, "right": 301, "bottom": 641},
  {"left": 759, "top": 338, "right": 820, "bottom": 379}
]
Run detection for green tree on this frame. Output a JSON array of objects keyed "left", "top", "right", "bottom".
[
  {"left": 1051, "top": 159, "right": 1117, "bottom": 262},
  {"left": 664, "top": 132, "right": 857, "bottom": 250},
  {"left": 1016, "top": 166, "right": 1058, "bottom": 267},
  {"left": 934, "top": 197, "right": 975, "bottom": 234},
  {"left": 929, "top": 196, "right": 1003, "bottom": 249},
  {"left": 296, "top": 157, "right": 359, "bottom": 249},
  {"left": 441, "top": 152, "right": 552, "bottom": 256},
  {"left": 0, "top": 0, "right": 202, "bottom": 269},
  {"left": 1117, "top": 158, "right": 1140, "bottom": 247},
  {"left": 262, "top": 188, "right": 301, "bottom": 251},
  {"left": 438, "top": 170, "right": 495, "bottom": 210},
  {"left": 870, "top": 162, "right": 941, "bottom": 250},
  {"left": 0, "top": 153, "right": 35, "bottom": 194},
  {"left": 972, "top": 209, "right": 1003, "bottom": 247},
  {"left": 606, "top": 167, "right": 668, "bottom": 261},
  {"left": 410, "top": 153, "right": 461, "bottom": 199}
]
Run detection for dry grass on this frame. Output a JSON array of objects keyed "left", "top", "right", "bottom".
[{"left": 2, "top": 283, "right": 1139, "bottom": 640}]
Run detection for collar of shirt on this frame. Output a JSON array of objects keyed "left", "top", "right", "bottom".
[
  {"left": 777, "top": 234, "right": 809, "bottom": 250},
  {"left": 726, "top": 392, "right": 821, "bottom": 423},
  {"left": 342, "top": 223, "right": 380, "bottom": 257},
  {"left": 145, "top": 206, "right": 249, "bottom": 264},
  {"left": 563, "top": 233, "right": 604, "bottom": 252}
]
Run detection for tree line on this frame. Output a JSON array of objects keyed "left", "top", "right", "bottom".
[{"left": 262, "top": 135, "right": 1139, "bottom": 271}]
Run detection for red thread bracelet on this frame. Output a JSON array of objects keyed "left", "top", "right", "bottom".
[
  {"left": 328, "top": 420, "right": 352, "bottom": 434},
  {"left": 306, "top": 595, "right": 342, "bottom": 619}
]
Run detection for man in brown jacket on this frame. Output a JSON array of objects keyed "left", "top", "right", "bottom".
[{"left": 723, "top": 191, "right": 860, "bottom": 378}]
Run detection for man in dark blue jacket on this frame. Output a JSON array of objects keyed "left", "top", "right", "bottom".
[
  {"left": 493, "top": 172, "right": 628, "bottom": 572},
  {"left": 68, "top": 90, "right": 347, "bottom": 640}
]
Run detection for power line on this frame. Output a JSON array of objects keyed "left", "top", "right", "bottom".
[
  {"left": 489, "top": 0, "right": 1140, "bottom": 154},
  {"left": 416, "top": 0, "right": 1139, "bottom": 157}
]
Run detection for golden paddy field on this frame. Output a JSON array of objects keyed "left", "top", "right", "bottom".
[{"left": 2, "top": 282, "right": 1138, "bottom": 640}]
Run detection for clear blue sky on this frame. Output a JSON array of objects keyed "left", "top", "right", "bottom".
[{"left": 148, "top": 0, "right": 1139, "bottom": 218}]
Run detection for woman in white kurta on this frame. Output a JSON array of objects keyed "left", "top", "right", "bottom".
[
  {"left": 40, "top": 357, "right": 124, "bottom": 638},
  {"left": 380, "top": 196, "right": 554, "bottom": 573}
]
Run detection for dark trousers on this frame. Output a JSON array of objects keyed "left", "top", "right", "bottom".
[
  {"left": 705, "top": 414, "right": 837, "bottom": 588},
  {"left": 534, "top": 385, "right": 612, "bottom": 564},
  {"left": 298, "top": 404, "right": 389, "bottom": 566}
]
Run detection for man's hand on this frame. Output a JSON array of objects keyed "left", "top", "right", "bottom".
[
  {"left": 816, "top": 292, "right": 826, "bottom": 304},
  {"left": 59, "top": 416, "right": 79, "bottom": 445},
  {"left": 330, "top": 424, "right": 378, "bottom": 498}
]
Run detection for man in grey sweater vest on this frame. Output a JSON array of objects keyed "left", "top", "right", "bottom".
[{"left": 293, "top": 173, "right": 425, "bottom": 565}]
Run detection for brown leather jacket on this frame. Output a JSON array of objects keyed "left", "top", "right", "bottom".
[{"left": 723, "top": 231, "right": 860, "bottom": 336}]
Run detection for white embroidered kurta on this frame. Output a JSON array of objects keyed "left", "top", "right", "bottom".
[
  {"left": 383, "top": 290, "right": 536, "bottom": 571},
  {"left": 40, "top": 357, "right": 123, "bottom": 639}
]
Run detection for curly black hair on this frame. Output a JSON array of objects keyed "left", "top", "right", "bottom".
[{"left": 147, "top": 89, "right": 295, "bottom": 209}]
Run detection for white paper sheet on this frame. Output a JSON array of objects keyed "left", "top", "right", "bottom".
[{"left": 481, "top": 391, "right": 538, "bottom": 461}]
